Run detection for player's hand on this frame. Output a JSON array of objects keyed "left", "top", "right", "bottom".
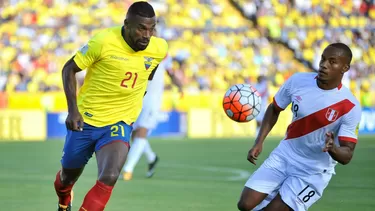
[
  {"left": 66, "top": 110, "right": 84, "bottom": 131},
  {"left": 247, "top": 143, "right": 263, "bottom": 165},
  {"left": 323, "top": 132, "right": 335, "bottom": 152}
]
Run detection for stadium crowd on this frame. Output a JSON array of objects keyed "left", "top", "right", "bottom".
[
  {"left": 0, "top": 0, "right": 374, "bottom": 106},
  {"left": 235, "top": 0, "right": 375, "bottom": 106}
]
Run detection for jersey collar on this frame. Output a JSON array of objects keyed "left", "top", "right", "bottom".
[{"left": 314, "top": 75, "right": 342, "bottom": 90}]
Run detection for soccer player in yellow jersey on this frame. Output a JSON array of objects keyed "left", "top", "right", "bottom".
[{"left": 53, "top": 2, "right": 168, "bottom": 211}]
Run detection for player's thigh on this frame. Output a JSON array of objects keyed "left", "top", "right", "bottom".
[
  {"left": 239, "top": 154, "right": 288, "bottom": 210},
  {"left": 96, "top": 141, "right": 129, "bottom": 184},
  {"left": 94, "top": 121, "right": 132, "bottom": 184},
  {"left": 279, "top": 173, "right": 333, "bottom": 211},
  {"left": 61, "top": 124, "right": 96, "bottom": 169},
  {"left": 264, "top": 193, "right": 293, "bottom": 211}
]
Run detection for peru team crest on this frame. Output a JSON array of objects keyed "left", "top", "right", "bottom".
[
  {"left": 144, "top": 56, "right": 153, "bottom": 70},
  {"left": 326, "top": 108, "right": 339, "bottom": 121}
]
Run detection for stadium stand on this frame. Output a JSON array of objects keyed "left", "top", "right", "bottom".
[
  {"left": 0, "top": 0, "right": 373, "bottom": 106},
  {"left": 0, "top": 0, "right": 308, "bottom": 94},
  {"left": 233, "top": 0, "right": 375, "bottom": 106}
]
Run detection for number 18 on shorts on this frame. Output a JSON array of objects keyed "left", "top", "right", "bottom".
[{"left": 297, "top": 185, "right": 318, "bottom": 209}]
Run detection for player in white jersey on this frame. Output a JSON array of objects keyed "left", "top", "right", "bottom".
[
  {"left": 237, "top": 43, "right": 362, "bottom": 211},
  {"left": 122, "top": 55, "right": 183, "bottom": 180},
  {"left": 254, "top": 75, "right": 269, "bottom": 135}
]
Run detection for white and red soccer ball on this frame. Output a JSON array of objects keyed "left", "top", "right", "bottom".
[{"left": 222, "top": 84, "right": 262, "bottom": 122}]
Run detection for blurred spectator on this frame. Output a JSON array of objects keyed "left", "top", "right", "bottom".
[
  {"left": 235, "top": 0, "right": 375, "bottom": 105},
  {"left": 1, "top": 0, "right": 308, "bottom": 95},
  {"left": 2, "top": 0, "right": 373, "bottom": 107}
]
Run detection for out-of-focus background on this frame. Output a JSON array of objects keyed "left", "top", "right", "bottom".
[{"left": 0, "top": 1, "right": 374, "bottom": 211}]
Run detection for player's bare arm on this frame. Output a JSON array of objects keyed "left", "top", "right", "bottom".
[
  {"left": 248, "top": 103, "right": 281, "bottom": 165},
  {"left": 323, "top": 132, "right": 356, "bottom": 165},
  {"left": 167, "top": 68, "right": 184, "bottom": 95},
  {"left": 62, "top": 56, "right": 84, "bottom": 131}
]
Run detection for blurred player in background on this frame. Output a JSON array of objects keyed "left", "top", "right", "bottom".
[
  {"left": 253, "top": 75, "right": 269, "bottom": 135},
  {"left": 122, "top": 54, "right": 183, "bottom": 181},
  {"left": 53, "top": 2, "right": 168, "bottom": 211},
  {"left": 237, "top": 43, "right": 362, "bottom": 211}
]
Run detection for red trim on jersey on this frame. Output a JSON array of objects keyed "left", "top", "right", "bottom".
[
  {"left": 272, "top": 97, "right": 285, "bottom": 111},
  {"left": 338, "top": 136, "right": 357, "bottom": 143},
  {"left": 285, "top": 99, "right": 355, "bottom": 140},
  {"left": 337, "top": 83, "right": 343, "bottom": 90}
]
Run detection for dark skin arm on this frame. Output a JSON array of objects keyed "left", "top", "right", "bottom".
[
  {"left": 62, "top": 56, "right": 84, "bottom": 131},
  {"left": 147, "top": 65, "right": 184, "bottom": 97},
  {"left": 167, "top": 68, "right": 184, "bottom": 96},
  {"left": 323, "top": 132, "right": 356, "bottom": 165},
  {"left": 248, "top": 103, "right": 282, "bottom": 165}
]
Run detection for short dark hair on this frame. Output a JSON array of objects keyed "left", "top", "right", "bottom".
[
  {"left": 329, "top": 43, "right": 353, "bottom": 64},
  {"left": 127, "top": 1, "right": 155, "bottom": 18}
]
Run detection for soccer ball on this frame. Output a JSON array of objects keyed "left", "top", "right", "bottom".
[{"left": 222, "top": 84, "right": 262, "bottom": 122}]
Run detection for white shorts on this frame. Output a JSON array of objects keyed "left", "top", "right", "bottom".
[
  {"left": 245, "top": 153, "right": 332, "bottom": 211},
  {"left": 133, "top": 107, "right": 159, "bottom": 131}
]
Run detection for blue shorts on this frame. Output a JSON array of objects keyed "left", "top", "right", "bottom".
[{"left": 61, "top": 121, "right": 133, "bottom": 169}]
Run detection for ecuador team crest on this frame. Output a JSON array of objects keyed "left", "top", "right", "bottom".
[{"left": 144, "top": 56, "right": 154, "bottom": 70}]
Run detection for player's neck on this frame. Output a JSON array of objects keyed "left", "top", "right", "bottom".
[
  {"left": 316, "top": 79, "right": 342, "bottom": 90},
  {"left": 122, "top": 27, "right": 138, "bottom": 52}
]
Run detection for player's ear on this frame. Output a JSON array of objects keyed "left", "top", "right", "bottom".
[
  {"left": 124, "top": 19, "right": 129, "bottom": 28},
  {"left": 342, "top": 64, "right": 350, "bottom": 73}
]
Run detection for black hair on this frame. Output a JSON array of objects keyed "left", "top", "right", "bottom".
[
  {"left": 329, "top": 43, "right": 353, "bottom": 64},
  {"left": 127, "top": 1, "right": 155, "bottom": 18}
]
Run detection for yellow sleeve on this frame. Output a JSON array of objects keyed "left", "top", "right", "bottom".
[
  {"left": 73, "top": 38, "right": 102, "bottom": 70},
  {"left": 162, "top": 39, "right": 169, "bottom": 59}
]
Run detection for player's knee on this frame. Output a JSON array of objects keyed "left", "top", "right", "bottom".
[
  {"left": 98, "top": 171, "right": 121, "bottom": 186},
  {"left": 60, "top": 173, "right": 71, "bottom": 185},
  {"left": 237, "top": 199, "right": 255, "bottom": 211},
  {"left": 60, "top": 168, "right": 83, "bottom": 185}
]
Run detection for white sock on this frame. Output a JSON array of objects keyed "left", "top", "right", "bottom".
[
  {"left": 123, "top": 138, "right": 147, "bottom": 173},
  {"left": 143, "top": 140, "right": 156, "bottom": 163}
]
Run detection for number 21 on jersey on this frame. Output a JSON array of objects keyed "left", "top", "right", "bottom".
[{"left": 120, "top": 71, "right": 138, "bottom": 88}]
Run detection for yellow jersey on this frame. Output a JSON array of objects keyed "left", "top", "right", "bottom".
[{"left": 73, "top": 26, "right": 168, "bottom": 127}]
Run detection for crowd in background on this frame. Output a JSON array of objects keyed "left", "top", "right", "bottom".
[
  {"left": 236, "top": 0, "right": 375, "bottom": 105},
  {"left": 0, "top": 0, "right": 374, "bottom": 106}
]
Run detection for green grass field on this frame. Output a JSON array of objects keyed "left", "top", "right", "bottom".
[{"left": 0, "top": 136, "right": 374, "bottom": 211}]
